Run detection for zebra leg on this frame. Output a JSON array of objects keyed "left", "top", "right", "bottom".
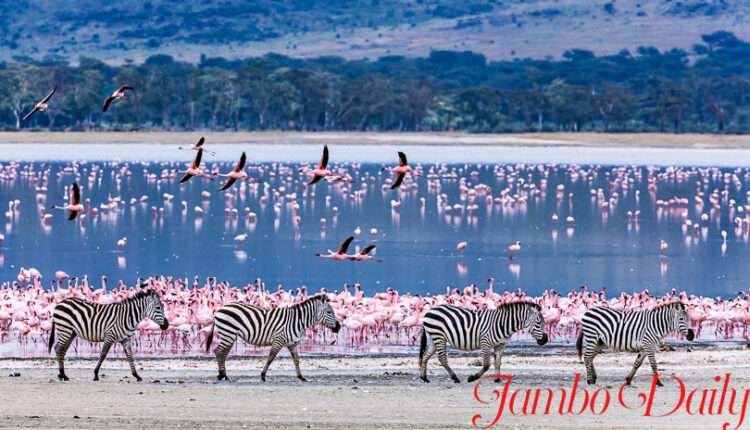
[
  {"left": 435, "top": 340, "right": 460, "bottom": 383},
  {"left": 54, "top": 331, "right": 76, "bottom": 381},
  {"left": 214, "top": 332, "right": 236, "bottom": 381},
  {"left": 583, "top": 342, "right": 603, "bottom": 385},
  {"left": 646, "top": 347, "right": 662, "bottom": 387},
  {"left": 260, "top": 342, "right": 283, "bottom": 382},
  {"left": 467, "top": 342, "right": 493, "bottom": 383},
  {"left": 287, "top": 343, "right": 306, "bottom": 381},
  {"left": 420, "top": 342, "right": 437, "bottom": 383},
  {"left": 93, "top": 339, "right": 114, "bottom": 381},
  {"left": 493, "top": 343, "right": 507, "bottom": 383},
  {"left": 625, "top": 352, "right": 647, "bottom": 385},
  {"left": 120, "top": 338, "right": 142, "bottom": 382}
]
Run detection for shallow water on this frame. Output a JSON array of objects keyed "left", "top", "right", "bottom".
[{"left": 0, "top": 143, "right": 747, "bottom": 298}]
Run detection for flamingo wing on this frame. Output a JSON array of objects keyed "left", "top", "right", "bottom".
[
  {"left": 195, "top": 137, "right": 205, "bottom": 148},
  {"left": 179, "top": 173, "right": 194, "bottom": 184},
  {"left": 361, "top": 244, "right": 376, "bottom": 255},
  {"left": 68, "top": 210, "right": 77, "bottom": 221},
  {"left": 41, "top": 87, "right": 56, "bottom": 104},
  {"left": 318, "top": 145, "right": 329, "bottom": 169},
  {"left": 236, "top": 152, "right": 246, "bottom": 172},
  {"left": 102, "top": 96, "right": 115, "bottom": 112},
  {"left": 309, "top": 174, "right": 323, "bottom": 185},
  {"left": 71, "top": 182, "right": 81, "bottom": 205},
  {"left": 192, "top": 148, "right": 203, "bottom": 169},
  {"left": 390, "top": 173, "right": 405, "bottom": 189},
  {"left": 219, "top": 177, "right": 237, "bottom": 191},
  {"left": 337, "top": 236, "right": 354, "bottom": 254},
  {"left": 118, "top": 85, "right": 134, "bottom": 93},
  {"left": 22, "top": 107, "right": 40, "bottom": 121},
  {"left": 398, "top": 151, "right": 407, "bottom": 166}
]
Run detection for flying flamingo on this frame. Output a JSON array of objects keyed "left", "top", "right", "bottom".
[
  {"left": 50, "top": 183, "right": 89, "bottom": 220},
  {"left": 175, "top": 149, "right": 214, "bottom": 183},
  {"left": 348, "top": 245, "right": 382, "bottom": 262},
  {"left": 316, "top": 236, "right": 354, "bottom": 261},
  {"left": 23, "top": 88, "right": 56, "bottom": 121},
  {"left": 178, "top": 137, "right": 215, "bottom": 156},
  {"left": 383, "top": 151, "right": 416, "bottom": 189},
  {"left": 214, "top": 152, "right": 260, "bottom": 191},
  {"left": 102, "top": 85, "right": 134, "bottom": 112},
  {"left": 303, "top": 145, "right": 331, "bottom": 184}
]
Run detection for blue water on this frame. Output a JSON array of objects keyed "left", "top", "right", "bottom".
[{"left": 0, "top": 143, "right": 747, "bottom": 297}]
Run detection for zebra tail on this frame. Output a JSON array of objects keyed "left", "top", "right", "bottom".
[
  {"left": 48, "top": 322, "right": 56, "bottom": 354},
  {"left": 419, "top": 329, "right": 427, "bottom": 363},
  {"left": 575, "top": 328, "right": 583, "bottom": 361},
  {"left": 205, "top": 324, "right": 214, "bottom": 353}
]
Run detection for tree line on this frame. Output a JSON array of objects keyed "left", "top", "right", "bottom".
[{"left": 2, "top": 31, "right": 750, "bottom": 133}]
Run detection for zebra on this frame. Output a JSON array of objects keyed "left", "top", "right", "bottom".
[
  {"left": 576, "top": 302, "right": 694, "bottom": 386},
  {"left": 48, "top": 288, "right": 169, "bottom": 381},
  {"left": 205, "top": 294, "right": 341, "bottom": 381},
  {"left": 419, "top": 302, "right": 548, "bottom": 383}
]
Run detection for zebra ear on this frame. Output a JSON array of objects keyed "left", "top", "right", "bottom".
[{"left": 318, "top": 294, "right": 329, "bottom": 303}]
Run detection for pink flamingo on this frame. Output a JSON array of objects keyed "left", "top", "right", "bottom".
[
  {"left": 175, "top": 149, "right": 214, "bottom": 183},
  {"left": 316, "top": 236, "right": 354, "bottom": 261},
  {"left": 214, "top": 152, "right": 261, "bottom": 191},
  {"left": 22, "top": 88, "right": 56, "bottom": 121},
  {"left": 102, "top": 85, "right": 134, "bottom": 112}
]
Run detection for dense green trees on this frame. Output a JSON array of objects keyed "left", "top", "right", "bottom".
[{"left": 3, "top": 31, "right": 750, "bottom": 133}]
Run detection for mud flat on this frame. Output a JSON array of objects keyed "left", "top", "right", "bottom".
[{"left": 1, "top": 348, "right": 749, "bottom": 429}]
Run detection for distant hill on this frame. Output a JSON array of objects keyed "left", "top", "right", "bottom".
[{"left": 4, "top": 0, "right": 750, "bottom": 64}]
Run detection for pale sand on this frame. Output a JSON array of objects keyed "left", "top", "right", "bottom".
[
  {"left": 1, "top": 347, "right": 749, "bottom": 429},
  {"left": 3, "top": 131, "right": 750, "bottom": 148}
]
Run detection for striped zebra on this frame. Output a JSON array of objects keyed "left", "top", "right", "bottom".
[
  {"left": 48, "top": 288, "right": 169, "bottom": 381},
  {"left": 205, "top": 294, "right": 341, "bottom": 381},
  {"left": 576, "top": 302, "right": 694, "bottom": 386},
  {"left": 419, "top": 302, "right": 548, "bottom": 383}
]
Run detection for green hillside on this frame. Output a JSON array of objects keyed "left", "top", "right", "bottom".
[{"left": 3, "top": 0, "right": 750, "bottom": 64}]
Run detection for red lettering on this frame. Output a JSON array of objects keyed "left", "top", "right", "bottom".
[{"left": 472, "top": 374, "right": 513, "bottom": 428}]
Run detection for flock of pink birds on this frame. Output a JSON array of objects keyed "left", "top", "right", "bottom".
[
  {"left": 0, "top": 274, "right": 748, "bottom": 356},
  {"left": 1, "top": 144, "right": 750, "bottom": 355}
]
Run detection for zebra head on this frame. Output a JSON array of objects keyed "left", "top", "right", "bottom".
[
  {"left": 145, "top": 289, "right": 169, "bottom": 330},
  {"left": 525, "top": 304, "right": 548, "bottom": 345},
  {"left": 672, "top": 302, "right": 694, "bottom": 341},
  {"left": 314, "top": 295, "right": 341, "bottom": 333}
]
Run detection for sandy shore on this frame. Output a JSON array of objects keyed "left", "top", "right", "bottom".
[
  {"left": 2, "top": 347, "right": 750, "bottom": 429},
  {"left": 3, "top": 131, "right": 750, "bottom": 148}
]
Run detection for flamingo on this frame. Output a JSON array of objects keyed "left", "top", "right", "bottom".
[
  {"left": 316, "top": 236, "right": 354, "bottom": 261},
  {"left": 383, "top": 151, "right": 416, "bottom": 189},
  {"left": 22, "top": 88, "right": 56, "bottom": 121},
  {"left": 508, "top": 241, "right": 521, "bottom": 259},
  {"left": 117, "top": 237, "right": 127, "bottom": 250},
  {"left": 102, "top": 85, "right": 134, "bottom": 112},
  {"left": 175, "top": 149, "right": 213, "bottom": 183},
  {"left": 214, "top": 152, "right": 260, "bottom": 191},
  {"left": 348, "top": 245, "right": 382, "bottom": 262},
  {"left": 234, "top": 233, "right": 248, "bottom": 247},
  {"left": 303, "top": 145, "right": 331, "bottom": 184},
  {"left": 178, "top": 137, "right": 215, "bottom": 156},
  {"left": 660, "top": 240, "right": 668, "bottom": 256},
  {"left": 455, "top": 241, "right": 467, "bottom": 256},
  {"left": 50, "top": 183, "right": 90, "bottom": 220}
]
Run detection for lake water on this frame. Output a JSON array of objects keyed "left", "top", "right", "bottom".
[{"left": 0, "top": 142, "right": 748, "bottom": 298}]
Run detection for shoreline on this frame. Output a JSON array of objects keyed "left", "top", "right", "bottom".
[
  {"left": 2, "top": 349, "right": 749, "bottom": 429},
  {"left": 2, "top": 131, "right": 750, "bottom": 148}
]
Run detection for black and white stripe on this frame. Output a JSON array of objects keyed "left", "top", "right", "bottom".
[
  {"left": 205, "top": 294, "right": 341, "bottom": 381},
  {"left": 48, "top": 288, "right": 169, "bottom": 381},
  {"left": 576, "top": 302, "right": 694, "bottom": 386},
  {"left": 419, "top": 302, "right": 548, "bottom": 383}
]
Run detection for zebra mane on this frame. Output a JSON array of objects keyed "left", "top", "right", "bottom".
[
  {"left": 120, "top": 289, "right": 155, "bottom": 303},
  {"left": 294, "top": 294, "right": 329, "bottom": 307},
  {"left": 497, "top": 301, "right": 541, "bottom": 312},
  {"left": 654, "top": 301, "right": 686, "bottom": 311}
]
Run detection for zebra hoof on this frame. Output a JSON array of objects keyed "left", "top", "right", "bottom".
[
  {"left": 467, "top": 375, "right": 479, "bottom": 383},
  {"left": 93, "top": 376, "right": 99, "bottom": 381},
  {"left": 298, "top": 375, "right": 308, "bottom": 382},
  {"left": 58, "top": 375, "right": 69, "bottom": 381},
  {"left": 420, "top": 376, "right": 430, "bottom": 383},
  {"left": 625, "top": 378, "right": 632, "bottom": 386},
  {"left": 451, "top": 376, "right": 461, "bottom": 383},
  {"left": 135, "top": 376, "right": 143, "bottom": 382},
  {"left": 260, "top": 374, "right": 266, "bottom": 382},
  {"left": 656, "top": 379, "right": 663, "bottom": 387},
  {"left": 588, "top": 378, "right": 597, "bottom": 385}
]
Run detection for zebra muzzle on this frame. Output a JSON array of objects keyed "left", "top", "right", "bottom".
[
  {"left": 686, "top": 328, "right": 695, "bottom": 341},
  {"left": 160, "top": 321, "right": 170, "bottom": 330},
  {"left": 332, "top": 322, "right": 341, "bottom": 333},
  {"left": 537, "top": 333, "right": 549, "bottom": 345}
]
